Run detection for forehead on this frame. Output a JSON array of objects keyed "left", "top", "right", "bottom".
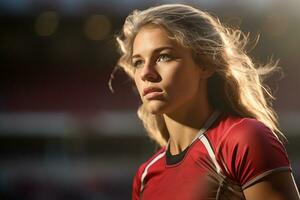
[{"left": 132, "top": 25, "right": 180, "bottom": 55}]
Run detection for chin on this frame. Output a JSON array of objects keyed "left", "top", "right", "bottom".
[
  {"left": 144, "top": 101, "right": 169, "bottom": 115},
  {"left": 145, "top": 107, "right": 165, "bottom": 115}
]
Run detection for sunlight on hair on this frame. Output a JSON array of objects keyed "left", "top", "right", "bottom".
[{"left": 113, "top": 4, "right": 286, "bottom": 146}]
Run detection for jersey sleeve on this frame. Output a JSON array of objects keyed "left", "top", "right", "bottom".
[
  {"left": 219, "top": 118, "right": 291, "bottom": 190},
  {"left": 132, "top": 161, "right": 148, "bottom": 200},
  {"left": 132, "top": 164, "right": 143, "bottom": 200}
]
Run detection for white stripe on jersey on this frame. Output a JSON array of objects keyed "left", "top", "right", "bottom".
[
  {"left": 139, "top": 110, "right": 221, "bottom": 192},
  {"left": 140, "top": 151, "right": 166, "bottom": 192},
  {"left": 199, "top": 134, "right": 222, "bottom": 174}
]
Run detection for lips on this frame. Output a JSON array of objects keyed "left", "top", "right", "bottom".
[{"left": 143, "top": 86, "right": 163, "bottom": 97}]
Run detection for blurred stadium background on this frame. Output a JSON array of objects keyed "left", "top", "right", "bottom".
[{"left": 0, "top": 0, "right": 300, "bottom": 199}]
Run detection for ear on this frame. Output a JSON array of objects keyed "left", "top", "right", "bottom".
[{"left": 199, "top": 66, "right": 215, "bottom": 79}]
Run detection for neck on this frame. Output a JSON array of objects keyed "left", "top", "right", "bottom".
[{"left": 163, "top": 97, "right": 213, "bottom": 155}]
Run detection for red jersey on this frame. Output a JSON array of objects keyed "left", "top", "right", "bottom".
[{"left": 132, "top": 112, "right": 291, "bottom": 200}]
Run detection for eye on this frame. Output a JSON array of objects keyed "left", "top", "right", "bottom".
[
  {"left": 132, "top": 59, "right": 144, "bottom": 68},
  {"left": 157, "top": 54, "right": 172, "bottom": 62}
]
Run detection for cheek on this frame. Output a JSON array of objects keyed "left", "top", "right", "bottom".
[
  {"left": 167, "top": 66, "right": 198, "bottom": 87},
  {"left": 168, "top": 68, "right": 200, "bottom": 97}
]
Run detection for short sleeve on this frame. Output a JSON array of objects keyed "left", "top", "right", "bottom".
[
  {"left": 132, "top": 171, "right": 141, "bottom": 200},
  {"left": 132, "top": 162, "right": 147, "bottom": 200},
  {"left": 219, "top": 118, "right": 291, "bottom": 189}
]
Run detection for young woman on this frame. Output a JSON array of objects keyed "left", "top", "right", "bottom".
[{"left": 113, "top": 4, "right": 300, "bottom": 200}]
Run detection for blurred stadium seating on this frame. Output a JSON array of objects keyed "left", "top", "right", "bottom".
[{"left": 1, "top": 0, "right": 300, "bottom": 199}]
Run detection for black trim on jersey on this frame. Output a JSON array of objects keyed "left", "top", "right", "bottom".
[
  {"left": 165, "top": 111, "right": 222, "bottom": 166},
  {"left": 166, "top": 145, "right": 189, "bottom": 165}
]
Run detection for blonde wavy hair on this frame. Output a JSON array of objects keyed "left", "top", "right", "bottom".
[{"left": 111, "top": 4, "right": 285, "bottom": 146}]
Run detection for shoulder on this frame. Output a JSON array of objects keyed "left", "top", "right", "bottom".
[
  {"left": 135, "top": 147, "right": 166, "bottom": 179},
  {"left": 208, "top": 116, "right": 291, "bottom": 187},
  {"left": 208, "top": 115, "right": 280, "bottom": 146},
  {"left": 220, "top": 116, "right": 281, "bottom": 148},
  {"left": 230, "top": 117, "right": 270, "bottom": 135},
  {"left": 132, "top": 147, "right": 166, "bottom": 198},
  {"left": 213, "top": 116, "right": 288, "bottom": 161}
]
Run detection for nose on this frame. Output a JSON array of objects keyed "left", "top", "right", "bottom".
[{"left": 140, "top": 62, "right": 160, "bottom": 82}]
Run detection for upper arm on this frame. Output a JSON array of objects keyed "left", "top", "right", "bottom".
[{"left": 243, "top": 171, "right": 300, "bottom": 200}]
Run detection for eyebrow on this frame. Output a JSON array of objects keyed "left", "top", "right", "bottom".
[{"left": 132, "top": 46, "right": 175, "bottom": 59}]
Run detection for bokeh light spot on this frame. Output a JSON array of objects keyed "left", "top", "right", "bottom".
[
  {"left": 84, "top": 14, "right": 111, "bottom": 41},
  {"left": 35, "top": 11, "right": 59, "bottom": 37}
]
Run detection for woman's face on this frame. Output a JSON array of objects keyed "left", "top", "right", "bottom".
[{"left": 132, "top": 25, "right": 209, "bottom": 115}]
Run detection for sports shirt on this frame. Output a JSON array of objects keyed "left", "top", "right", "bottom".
[{"left": 132, "top": 112, "right": 291, "bottom": 200}]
